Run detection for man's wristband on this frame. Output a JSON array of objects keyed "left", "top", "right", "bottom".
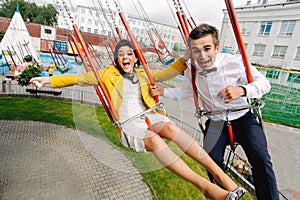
[{"left": 239, "top": 86, "right": 247, "bottom": 97}]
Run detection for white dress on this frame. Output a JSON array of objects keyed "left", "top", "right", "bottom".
[{"left": 119, "top": 76, "right": 170, "bottom": 152}]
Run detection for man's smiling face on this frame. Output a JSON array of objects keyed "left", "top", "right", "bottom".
[{"left": 190, "top": 34, "right": 220, "bottom": 70}]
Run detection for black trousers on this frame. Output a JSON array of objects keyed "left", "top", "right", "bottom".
[{"left": 203, "top": 111, "right": 279, "bottom": 200}]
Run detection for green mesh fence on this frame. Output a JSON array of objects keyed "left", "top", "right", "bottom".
[{"left": 258, "top": 69, "right": 300, "bottom": 128}]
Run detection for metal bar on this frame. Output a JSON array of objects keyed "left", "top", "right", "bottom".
[
  {"left": 152, "top": 28, "right": 171, "bottom": 56},
  {"left": 176, "top": 11, "right": 189, "bottom": 41},
  {"left": 87, "top": 43, "right": 102, "bottom": 67},
  {"left": 148, "top": 32, "right": 162, "bottom": 59},
  {"left": 121, "top": 103, "right": 165, "bottom": 125},
  {"left": 73, "top": 24, "right": 119, "bottom": 122},
  {"left": 10, "top": 45, "right": 22, "bottom": 63},
  {"left": 118, "top": 12, "right": 159, "bottom": 103},
  {"left": 68, "top": 40, "right": 78, "bottom": 62},
  {"left": 104, "top": 44, "right": 115, "bottom": 65},
  {"left": 224, "top": 0, "right": 253, "bottom": 83},
  {"left": 70, "top": 34, "right": 114, "bottom": 122},
  {"left": 115, "top": 27, "right": 122, "bottom": 40},
  {"left": 6, "top": 46, "right": 17, "bottom": 69},
  {"left": 49, "top": 48, "right": 59, "bottom": 67}
]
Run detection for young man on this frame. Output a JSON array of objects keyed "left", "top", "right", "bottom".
[{"left": 151, "top": 24, "right": 279, "bottom": 200}]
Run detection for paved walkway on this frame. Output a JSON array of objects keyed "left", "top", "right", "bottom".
[{"left": 0, "top": 120, "right": 152, "bottom": 200}]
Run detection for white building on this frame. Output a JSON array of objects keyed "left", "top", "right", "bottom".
[
  {"left": 220, "top": 0, "right": 300, "bottom": 70},
  {"left": 57, "top": 5, "right": 186, "bottom": 54},
  {"left": 118, "top": 15, "right": 185, "bottom": 54}
]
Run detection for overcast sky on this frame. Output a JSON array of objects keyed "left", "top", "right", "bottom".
[{"left": 27, "top": 0, "right": 249, "bottom": 29}]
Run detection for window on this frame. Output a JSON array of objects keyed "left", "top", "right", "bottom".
[
  {"left": 94, "top": 29, "right": 98, "bottom": 34},
  {"left": 266, "top": 70, "right": 280, "bottom": 79},
  {"left": 88, "top": 19, "right": 92, "bottom": 25},
  {"left": 81, "top": 8, "right": 85, "bottom": 14},
  {"left": 95, "top": 20, "right": 98, "bottom": 25},
  {"left": 279, "top": 20, "right": 296, "bottom": 37},
  {"left": 80, "top": 26, "right": 84, "bottom": 31},
  {"left": 87, "top": 28, "right": 91, "bottom": 33},
  {"left": 240, "top": 22, "right": 251, "bottom": 36},
  {"left": 287, "top": 73, "right": 300, "bottom": 84},
  {"left": 272, "top": 46, "right": 287, "bottom": 59},
  {"left": 236, "top": 43, "right": 248, "bottom": 54},
  {"left": 44, "top": 28, "right": 52, "bottom": 34},
  {"left": 258, "top": 21, "right": 272, "bottom": 36},
  {"left": 81, "top": 17, "right": 85, "bottom": 23},
  {"left": 295, "top": 47, "right": 300, "bottom": 60},
  {"left": 253, "top": 44, "right": 266, "bottom": 56}
]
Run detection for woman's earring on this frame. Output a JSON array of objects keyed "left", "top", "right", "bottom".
[{"left": 134, "top": 62, "right": 139, "bottom": 68}]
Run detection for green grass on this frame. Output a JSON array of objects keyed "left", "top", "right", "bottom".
[{"left": 0, "top": 97, "right": 254, "bottom": 200}]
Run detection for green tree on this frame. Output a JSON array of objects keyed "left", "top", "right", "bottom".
[
  {"left": 0, "top": 0, "right": 58, "bottom": 26},
  {"left": 0, "top": 30, "right": 5, "bottom": 41}
]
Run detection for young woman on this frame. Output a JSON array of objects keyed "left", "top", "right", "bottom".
[{"left": 30, "top": 39, "right": 245, "bottom": 200}]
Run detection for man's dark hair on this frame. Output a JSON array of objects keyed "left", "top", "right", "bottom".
[
  {"left": 188, "top": 23, "right": 219, "bottom": 48},
  {"left": 113, "top": 39, "right": 140, "bottom": 75}
]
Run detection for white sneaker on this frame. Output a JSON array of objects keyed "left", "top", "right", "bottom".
[
  {"left": 233, "top": 187, "right": 246, "bottom": 199},
  {"left": 226, "top": 192, "right": 238, "bottom": 200}
]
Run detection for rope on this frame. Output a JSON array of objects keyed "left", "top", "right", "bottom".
[
  {"left": 181, "top": 0, "right": 196, "bottom": 27},
  {"left": 133, "top": 0, "right": 172, "bottom": 57}
]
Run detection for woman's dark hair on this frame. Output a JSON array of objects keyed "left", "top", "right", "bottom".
[
  {"left": 188, "top": 23, "right": 219, "bottom": 48},
  {"left": 113, "top": 39, "right": 141, "bottom": 75}
]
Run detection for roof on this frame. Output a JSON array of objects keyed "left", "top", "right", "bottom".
[
  {"left": 0, "top": 17, "right": 41, "bottom": 37},
  {"left": 236, "top": 0, "right": 300, "bottom": 9},
  {"left": 0, "top": 16, "right": 109, "bottom": 46}
]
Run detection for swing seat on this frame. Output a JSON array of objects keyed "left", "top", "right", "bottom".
[
  {"left": 57, "top": 65, "right": 69, "bottom": 74},
  {"left": 118, "top": 102, "right": 167, "bottom": 149},
  {"left": 157, "top": 57, "right": 175, "bottom": 66}
]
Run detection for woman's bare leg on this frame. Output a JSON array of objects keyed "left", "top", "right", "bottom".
[
  {"left": 143, "top": 130, "right": 230, "bottom": 199},
  {"left": 153, "top": 122, "right": 238, "bottom": 191}
]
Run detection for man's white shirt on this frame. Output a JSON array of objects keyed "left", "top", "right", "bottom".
[{"left": 164, "top": 53, "right": 271, "bottom": 121}]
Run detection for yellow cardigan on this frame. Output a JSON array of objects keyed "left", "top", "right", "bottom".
[{"left": 50, "top": 59, "right": 186, "bottom": 115}]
